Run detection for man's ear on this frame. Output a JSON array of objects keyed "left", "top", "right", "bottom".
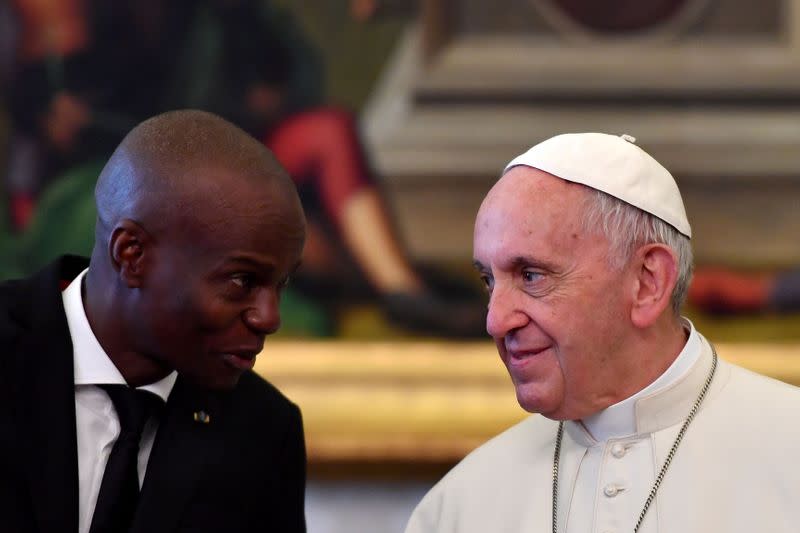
[
  {"left": 630, "top": 243, "right": 678, "bottom": 328},
  {"left": 109, "top": 220, "right": 151, "bottom": 288}
]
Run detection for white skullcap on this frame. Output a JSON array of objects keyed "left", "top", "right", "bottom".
[{"left": 504, "top": 133, "right": 691, "bottom": 238}]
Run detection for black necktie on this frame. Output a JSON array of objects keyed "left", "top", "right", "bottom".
[{"left": 89, "top": 385, "right": 162, "bottom": 533}]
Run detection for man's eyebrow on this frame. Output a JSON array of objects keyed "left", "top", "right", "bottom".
[
  {"left": 472, "top": 260, "right": 487, "bottom": 271},
  {"left": 223, "top": 256, "right": 303, "bottom": 278},
  {"left": 223, "top": 256, "right": 271, "bottom": 269}
]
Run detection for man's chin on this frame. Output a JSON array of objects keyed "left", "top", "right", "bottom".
[
  {"left": 185, "top": 369, "right": 244, "bottom": 391},
  {"left": 211, "top": 373, "right": 244, "bottom": 391}
]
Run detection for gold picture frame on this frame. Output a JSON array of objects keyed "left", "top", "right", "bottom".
[{"left": 255, "top": 341, "right": 800, "bottom": 464}]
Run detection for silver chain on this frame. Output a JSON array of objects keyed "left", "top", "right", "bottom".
[
  {"left": 552, "top": 420, "right": 565, "bottom": 533},
  {"left": 552, "top": 347, "right": 718, "bottom": 533}
]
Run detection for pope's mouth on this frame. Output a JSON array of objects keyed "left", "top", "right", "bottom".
[{"left": 507, "top": 346, "right": 550, "bottom": 366}]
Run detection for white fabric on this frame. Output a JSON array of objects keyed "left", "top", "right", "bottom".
[
  {"left": 504, "top": 133, "right": 692, "bottom": 238},
  {"left": 62, "top": 270, "right": 177, "bottom": 533},
  {"left": 406, "top": 331, "right": 800, "bottom": 533},
  {"left": 566, "top": 320, "right": 700, "bottom": 533},
  {"left": 581, "top": 319, "right": 700, "bottom": 442}
]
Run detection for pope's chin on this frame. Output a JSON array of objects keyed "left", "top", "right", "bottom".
[{"left": 512, "top": 380, "right": 564, "bottom": 418}]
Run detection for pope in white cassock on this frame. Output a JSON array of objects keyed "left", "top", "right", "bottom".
[{"left": 405, "top": 133, "right": 800, "bottom": 533}]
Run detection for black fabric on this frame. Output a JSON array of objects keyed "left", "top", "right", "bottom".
[
  {"left": 89, "top": 386, "right": 162, "bottom": 533},
  {"left": 0, "top": 256, "right": 307, "bottom": 533}
]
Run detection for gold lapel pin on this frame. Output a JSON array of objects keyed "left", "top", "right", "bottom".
[{"left": 193, "top": 410, "right": 211, "bottom": 424}]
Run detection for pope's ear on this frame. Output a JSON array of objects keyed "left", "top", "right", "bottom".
[
  {"left": 109, "top": 220, "right": 151, "bottom": 288},
  {"left": 630, "top": 243, "right": 678, "bottom": 328}
]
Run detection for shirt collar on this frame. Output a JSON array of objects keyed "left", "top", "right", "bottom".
[
  {"left": 62, "top": 269, "right": 177, "bottom": 402},
  {"left": 578, "top": 318, "right": 701, "bottom": 443}
]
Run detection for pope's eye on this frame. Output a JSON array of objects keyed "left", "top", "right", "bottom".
[{"left": 522, "top": 270, "right": 541, "bottom": 283}]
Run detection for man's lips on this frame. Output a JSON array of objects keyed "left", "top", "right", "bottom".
[{"left": 220, "top": 349, "right": 261, "bottom": 370}]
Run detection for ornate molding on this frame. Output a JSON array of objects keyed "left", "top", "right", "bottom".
[{"left": 255, "top": 341, "right": 800, "bottom": 463}]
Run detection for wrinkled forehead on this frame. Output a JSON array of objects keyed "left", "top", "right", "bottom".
[
  {"left": 474, "top": 167, "right": 593, "bottom": 262},
  {"left": 479, "top": 167, "right": 591, "bottom": 221}
]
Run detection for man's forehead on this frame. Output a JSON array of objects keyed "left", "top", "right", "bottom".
[
  {"left": 152, "top": 167, "right": 301, "bottom": 241},
  {"left": 165, "top": 164, "right": 284, "bottom": 207},
  {"left": 169, "top": 209, "right": 305, "bottom": 268}
]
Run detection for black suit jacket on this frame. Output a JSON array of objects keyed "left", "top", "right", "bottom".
[{"left": 0, "top": 256, "right": 307, "bottom": 533}]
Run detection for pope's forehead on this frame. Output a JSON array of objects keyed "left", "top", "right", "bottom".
[
  {"left": 474, "top": 168, "right": 596, "bottom": 266},
  {"left": 480, "top": 166, "right": 588, "bottom": 214}
]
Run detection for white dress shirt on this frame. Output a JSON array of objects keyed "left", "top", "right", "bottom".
[{"left": 62, "top": 270, "right": 177, "bottom": 533}]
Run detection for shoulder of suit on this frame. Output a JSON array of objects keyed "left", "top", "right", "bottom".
[
  {"left": 0, "top": 277, "right": 28, "bottom": 346},
  {"left": 0, "top": 255, "right": 87, "bottom": 336},
  {"left": 231, "top": 370, "right": 300, "bottom": 417}
]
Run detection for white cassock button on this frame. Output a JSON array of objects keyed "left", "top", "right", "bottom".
[
  {"left": 603, "top": 484, "right": 620, "bottom": 497},
  {"left": 611, "top": 443, "right": 626, "bottom": 458}
]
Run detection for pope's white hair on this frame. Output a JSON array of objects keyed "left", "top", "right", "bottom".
[{"left": 582, "top": 188, "right": 693, "bottom": 315}]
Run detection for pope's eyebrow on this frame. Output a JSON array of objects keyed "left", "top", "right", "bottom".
[
  {"left": 473, "top": 256, "right": 560, "bottom": 274},
  {"left": 508, "top": 255, "right": 561, "bottom": 274}
]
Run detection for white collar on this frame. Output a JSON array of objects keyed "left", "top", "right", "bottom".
[
  {"left": 62, "top": 269, "right": 177, "bottom": 402},
  {"left": 579, "top": 318, "right": 701, "bottom": 442}
]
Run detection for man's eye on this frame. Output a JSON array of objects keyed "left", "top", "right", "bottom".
[
  {"left": 479, "top": 274, "right": 493, "bottom": 291},
  {"left": 231, "top": 274, "right": 255, "bottom": 290}
]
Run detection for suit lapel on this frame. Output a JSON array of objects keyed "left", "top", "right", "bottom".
[
  {"left": 8, "top": 256, "right": 226, "bottom": 533},
  {"left": 13, "top": 258, "right": 86, "bottom": 533},
  {"left": 132, "top": 377, "right": 223, "bottom": 533}
]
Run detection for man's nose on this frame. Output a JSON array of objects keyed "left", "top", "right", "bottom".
[
  {"left": 486, "top": 284, "right": 528, "bottom": 338},
  {"left": 243, "top": 287, "right": 281, "bottom": 335}
]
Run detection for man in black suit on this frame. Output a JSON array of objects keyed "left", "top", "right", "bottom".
[{"left": 0, "top": 110, "right": 307, "bottom": 532}]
